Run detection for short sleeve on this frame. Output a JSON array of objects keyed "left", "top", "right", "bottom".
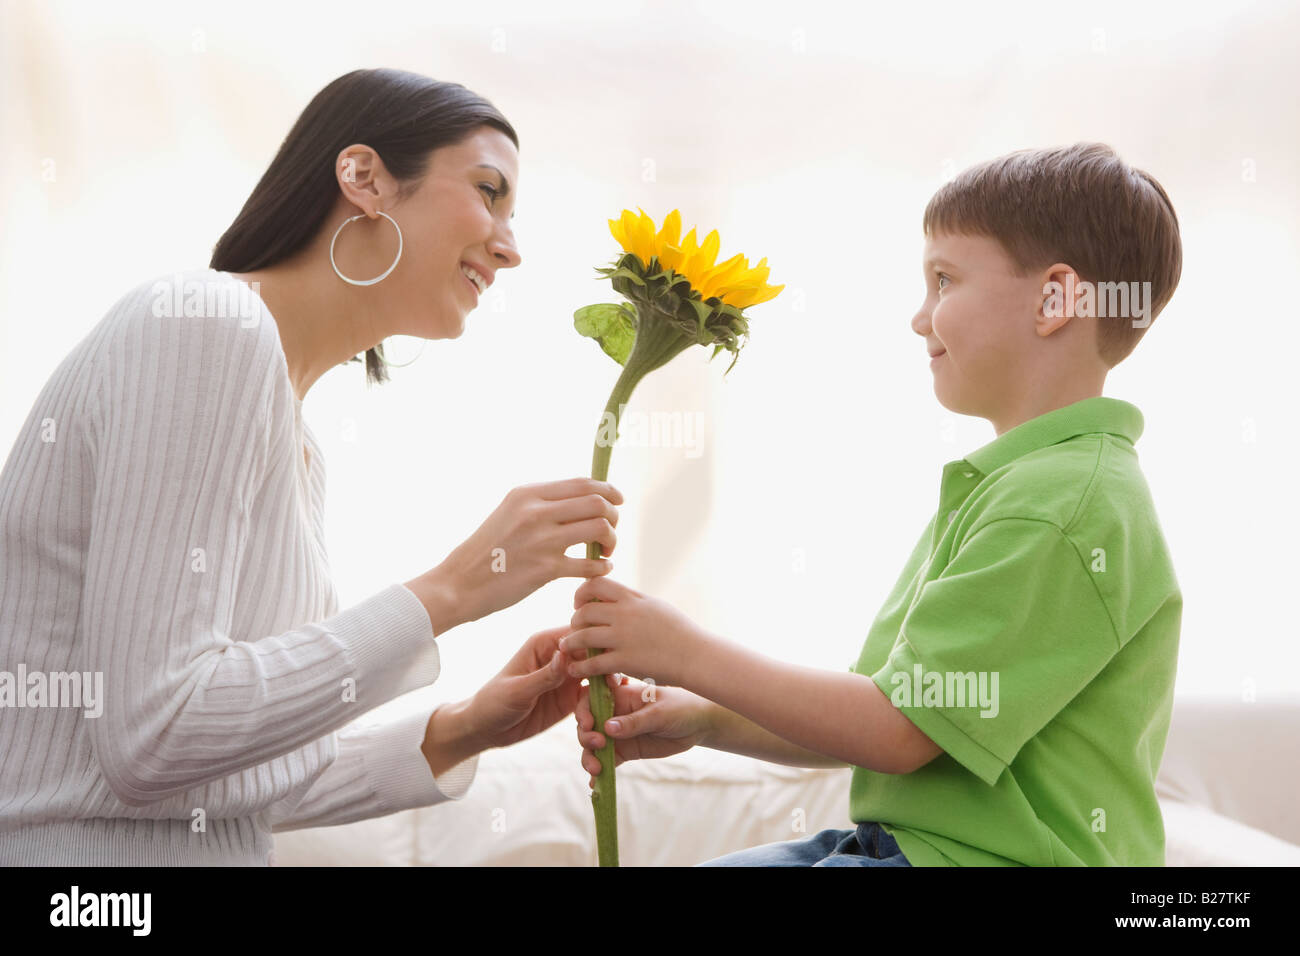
[{"left": 870, "top": 517, "right": 1118, "bottom": 786}]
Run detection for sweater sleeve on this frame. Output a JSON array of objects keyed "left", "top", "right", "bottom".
[
  {"left": 81, "top": 308, "right": 445, "bottom": 807},
  {"left": 264, "top": 696, "right": 481, "bottom": 832}
]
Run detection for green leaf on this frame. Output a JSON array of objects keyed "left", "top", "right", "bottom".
[{"left": 574, "top": 303, "right": 637, "bottom": 366}]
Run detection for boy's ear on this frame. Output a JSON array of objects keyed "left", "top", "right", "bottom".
[{"left": 1036, "top": 262, "right": 1085, "bottom": 335}]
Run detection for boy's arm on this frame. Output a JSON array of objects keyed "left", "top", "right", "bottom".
[
  {"left": 565, "top": 576, "right": 942, "bottom": 775},
  {"left": 702, "top": 700, "right": 852, "bottom": 769},
  {"left": 689, "top": 635, "right": 944, "bottom": 775}
]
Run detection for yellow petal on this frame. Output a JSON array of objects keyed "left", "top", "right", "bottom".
[
  {"left": 659, "top": 242, "right": 685, "bottom": 272},
  {"left": 682, "top": 229, "right": 721, "bottom": 288},
  {"left": 655, "top": 209, "right": 681, "bottom": 251},
  {"left": 615, "top": 210, "right": 643, "bottom": 259},
  {"left": 609, "top": 210, "right": 635, "bottom": 253},
  {"left": 679, "top": 227, "right": 699, "bottom": 253},
  {"left": 742, "top": 257, "right": 772, "bottom": 286},
  {"left": 723, "top": 282, "right": 784, "bottom": 309},
  {"left": 749, "top": 283, "right": 785, "bottom": 306},
  {"left": 715, "top": 269, "right": 770, "bottom": 293},
  {"left": 698, "top": 253, "right": 749, "bottom": 299},
  {"left": 712, "top": 283, "right": 751, "bottom": 301},
  {"left": 697, "top": 229, "right": 721, "bottom": 270},
  {"left": 628, "top": 208, "right": 655, "bottom": 267}
]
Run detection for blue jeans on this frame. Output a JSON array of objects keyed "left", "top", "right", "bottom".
[{"left": 696, "top": 821, "right": 912, "bottom": 867}]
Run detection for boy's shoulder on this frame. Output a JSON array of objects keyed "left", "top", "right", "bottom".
[
  {"left": 966, "top": 430, "right": 1153, "bottom": 534},
  {"left": 960, "top": 429, "right": 1180, "bottom": 644}
]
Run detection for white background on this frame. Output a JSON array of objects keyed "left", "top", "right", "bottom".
[{"left": 2, "top": 0, "right": 1296, "bottom": 715}]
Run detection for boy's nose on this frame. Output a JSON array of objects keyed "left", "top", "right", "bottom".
[{"left": 911, "top": 305, "right": 931, "bottom": 338}]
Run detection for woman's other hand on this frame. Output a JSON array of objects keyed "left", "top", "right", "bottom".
[{"left": 460, "top": 625, "right": 590, "bottom": 751}]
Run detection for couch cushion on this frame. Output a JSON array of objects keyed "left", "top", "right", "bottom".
[{"left": 273, "top": 694, "right": 1300, "bottom": 866}]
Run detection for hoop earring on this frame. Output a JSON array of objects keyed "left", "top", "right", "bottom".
[
  {"left": 330, "top": 210, "right": 403, "bottom": 286},
  {"left": 376, "top": 336, "right": 428, "bottom": 368}
]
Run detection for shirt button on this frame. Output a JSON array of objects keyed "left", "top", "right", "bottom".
[{"left": 962, "top": 471, "right": 974, "bottom": 478}]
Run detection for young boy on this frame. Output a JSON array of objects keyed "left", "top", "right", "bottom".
[{"left": 563, "top": 142, "right": 1184, "bottom": 866}]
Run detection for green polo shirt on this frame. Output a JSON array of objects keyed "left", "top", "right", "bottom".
[{"left": 848, "top": 396, "right": 1182, "bottom": 866}]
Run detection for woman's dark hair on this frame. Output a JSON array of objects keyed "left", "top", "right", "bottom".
[{"left": 210, "top": 68, "right": 519, "bottom": 386}]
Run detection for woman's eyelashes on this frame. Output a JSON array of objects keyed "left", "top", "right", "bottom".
[{"left": 479, "top": 183, "right": 499, "bottom": 205}]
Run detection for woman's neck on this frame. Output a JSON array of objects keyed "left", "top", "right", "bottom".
[{"left": 231, "top": 255, "right": 384, "bottom": 403}]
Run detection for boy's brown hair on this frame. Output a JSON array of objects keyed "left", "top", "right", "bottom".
[{"left": 922, "top": 143, "right": 1182, "bottom": 368}]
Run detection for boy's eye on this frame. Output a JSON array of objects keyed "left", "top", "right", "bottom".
[{"left": 936, "top": 273, "right": 950, "bottom": 291}]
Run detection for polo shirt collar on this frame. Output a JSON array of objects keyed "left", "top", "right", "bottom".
[{"left": 963, "top": 396, "right": 1144, "bottom": 476}]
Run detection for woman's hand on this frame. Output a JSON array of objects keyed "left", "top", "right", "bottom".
[
  {"left": 560, "top": 575, "right": 712, "bottom": 688},
  {"left": 463, "top": 626, "right": 591, "bottom": 751},
  {"left": 575, "top": 674, "right": 715, "bottom": 787},
  {"left": 407, "top": 478, "right": 622, "bottom": 632}
]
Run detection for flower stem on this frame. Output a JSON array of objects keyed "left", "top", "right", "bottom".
[
  {"left": 585, "top": 361, "right": 641, "bottom": 868},
  {"left": 584, "top": 313, "right": 694, "bottom": 867}
]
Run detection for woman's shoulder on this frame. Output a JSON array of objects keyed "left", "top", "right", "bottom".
[
  {"left": 99, "top": 267, "right": 276, "bottom": 344},
  {"left": 88, "top": 267, "right": 289, "bottom": 422}
]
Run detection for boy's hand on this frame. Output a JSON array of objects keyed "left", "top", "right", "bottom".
[
  {"left": 575, "top": 673, "right": 715, "bottom": 787},
  {"left": 561, "top": 576, "right": 710, "bottom": 688}
]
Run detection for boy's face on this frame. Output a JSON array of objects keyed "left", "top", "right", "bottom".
[{"left": 912, "top": 232, "right": 1053, "bottom": 429}]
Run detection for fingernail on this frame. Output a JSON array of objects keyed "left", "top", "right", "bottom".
[{"left": 607, "top": 720, "right": 622, "bottom": 734}]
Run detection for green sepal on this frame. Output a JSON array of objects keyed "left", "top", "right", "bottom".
[
  {"left": 599, "top": 266, "right": 647, "bottom": 287},
  {"left": 686, "top": 297, "right": 712, "bottom": 336}
]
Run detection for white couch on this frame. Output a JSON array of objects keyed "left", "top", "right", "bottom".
[{"left": 271, "top": 693, "right": 1300, "bottom": 866}]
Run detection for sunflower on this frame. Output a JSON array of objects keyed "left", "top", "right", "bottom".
[
  {"left": 608, "top": 208, "right": 783, "bottom": 310},
  {"left": 572, "top": 208, "right": 782, "bottom": 867},
  {"left": 577, "top": 208, "right": 784, "bottom": 379}
]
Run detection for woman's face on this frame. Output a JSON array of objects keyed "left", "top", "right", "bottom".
[{"left": 353, "top": 126, "right": 522, "bottom": 340}]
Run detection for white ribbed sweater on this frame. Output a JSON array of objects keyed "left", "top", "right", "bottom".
[{"left": 0, "top": 268, "right": 478, "bottom": 865}]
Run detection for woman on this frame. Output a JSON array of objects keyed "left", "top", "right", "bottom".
[{"left": 0, "top": 68, "right": 618, "bottom": 864}]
